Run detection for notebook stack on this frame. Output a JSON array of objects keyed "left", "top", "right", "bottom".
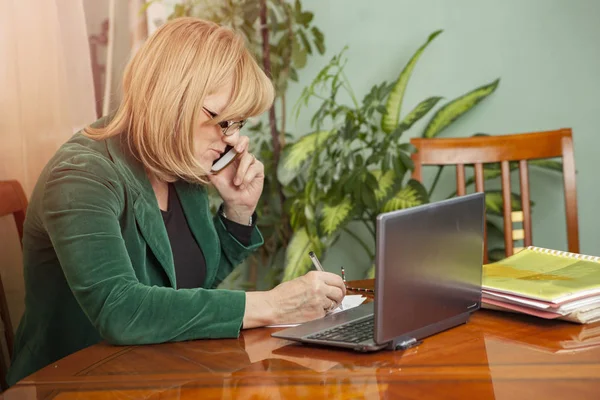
[{"left": 482, "top": 246, "right": 600, "bottom": 324}]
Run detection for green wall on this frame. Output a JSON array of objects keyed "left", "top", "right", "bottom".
[{"left": 284, "top": 0, "right": 600, "bottom": 279}]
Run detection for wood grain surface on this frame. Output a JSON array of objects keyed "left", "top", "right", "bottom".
[{"left": 4, "top": 280, "right": 600, "bottom": 399}]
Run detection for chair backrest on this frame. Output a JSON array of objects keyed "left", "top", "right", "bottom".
[
  {"left": 0, "top": 180, "right": 28, "bottom": 361},
  {"left": 410, "top": 129, "right": 579, "bottom": 263}
]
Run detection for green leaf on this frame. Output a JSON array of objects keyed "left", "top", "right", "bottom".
[
  {"left": 423, "top": 78, "right": 500, "bottom": 138},
  {"left": 172, "top": 3, "right": 188, "bottom": 18},
  {"left": 485, "top": 191, "right": 534, "bottom": 216},
  {"left": 274, "top": 22, "right": 288, "bottom": 31},
  {"left": 365, "top": 263, "right": 376, "bottom": 279},
  {"left": 352, "top": 180, "right": 362, "bottom": 203},
  {"left": 292, "top": 37, "right": 307, "bottom": 68},
  {"left": 389, "top": 123, "right": 408, "bottom": 141},
  {"left": 381, "top": 30, "right": 443, "bottom": 134},
  {"left": 311, "top": 26, "right": 325, "bottom": 54},
  {"left": 240, "top": 23, "right": 254, "bottom": 43},
  {"left": 304, "top": 204, "right": 315, "bottom": 222},
  {"left": 382, "top": 182, "right": 424, "bottom": 212},
  {"left": 305, "top": 179, "right": 315, "bottom": 202},
  {"left": 289, "top": 199, "right": 306, "bottom": 230},
  {"left": 283, "top": 229, "right": 314, "bottom": 281},
  {"left": 361, "top": 188, "right": 378, "bottom": 211},
  {"left": 242, "top": 1, "right": 260, "bottom": 23},
  {"left": 486, "top": 219, "right": 504, "bottom": 240},
  {"left": 398, "top": 151, "right": 414, "bottom": 170},
  {"left": 282, "top": 131, "right": 334, "bottom": 171},
  {"left": 372, "top": 170, "right": 396, "bottom": 201},
  {"left": 400, "top": 96, "right": 443, "bottom": 130},
  {"left": 485, "top": 191, "right": 508, "bottom": 215},
  {"left": 297, "top": 11, "right": 314, "bottom": 26},
  {"left": 365, "top": 172, "right": 379, "bottom": 191},
  {"left": 398, "top": 143, "right": 416, "bottom": 153},
  {"left": 269, "top": 7, "right": 279, "bottom": 32},
  {"left": 298, "top": 29, "right": 313, "bottom": 55},
  {"left": 321, "top": 198, "right": 353, "bottom": 235},
  {"left": 355, "top": 154, "right": 364, "bottom": 168},
  {"left": 276, "top": 34, "right": 291, "bottom": 54},
  {"left": 529, "top": 159, "right": 563, "bottom": 172},
  {"left": 407, "top": 178, "right": 429, "bottom": 202},
  {"left": 393, "top": 154, "right": 408, "bottom": 181},
  {"left": 487, "top": 248, "right": 506, "bottom": 262}
]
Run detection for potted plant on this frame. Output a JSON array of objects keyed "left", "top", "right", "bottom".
[{"left": 281, "top": 30, "right": 499, "bottom": 279}]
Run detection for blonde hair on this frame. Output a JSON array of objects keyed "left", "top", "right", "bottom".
[{"left": 85, "top": 17, "right": 275, "bottom": 184}]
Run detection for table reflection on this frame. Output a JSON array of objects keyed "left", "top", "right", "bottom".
[{"left": 5, "top": 311, "right": 600, "bottom": 399}]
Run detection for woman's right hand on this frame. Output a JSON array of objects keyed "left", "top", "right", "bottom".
[
  {"left": 270, "top": 271, "right": 347, "bottom": 324},
  {"left": 243, "top": 271, "right": 347, "bottom": 328}
]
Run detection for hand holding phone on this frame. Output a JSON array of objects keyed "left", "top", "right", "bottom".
[
  {"left": 211, "top": 145, "right": 239, "bottom": 173},
  {"left": 208, "top": 139, "right": 264, "bottom": 224}
]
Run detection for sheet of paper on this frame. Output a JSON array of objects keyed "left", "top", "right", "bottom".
[
  {"left": 330, "top": 294, "right": 367, "bottom": 314},
  {"left": 266, "top": 295, "right": 367, "bottom": 328}
]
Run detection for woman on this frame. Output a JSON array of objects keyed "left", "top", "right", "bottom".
[{"left": 7, "top": 17, "right": 345, "bottom": 386}]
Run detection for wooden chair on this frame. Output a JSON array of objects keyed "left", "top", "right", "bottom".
[
  {"left": 410, "top": 129, "right": 579, "bottom": 263},
  {"left": 0, "top": 180, "right": 28, "bottom": 389}
]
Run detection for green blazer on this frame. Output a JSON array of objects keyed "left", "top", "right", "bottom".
[{"left": 7, "top": 127, "right": 263, "bottom": 386}]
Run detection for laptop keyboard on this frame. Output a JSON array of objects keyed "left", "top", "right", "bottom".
[{"left": 307, "top": 316, "right": 374, "bottom": 344}]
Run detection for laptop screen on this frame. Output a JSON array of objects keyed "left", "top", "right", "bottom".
[{"left": 374, "top": 193, "right": 485, "bottom": 345}]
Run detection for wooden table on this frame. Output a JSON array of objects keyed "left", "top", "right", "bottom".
[{"left": 4, "top": 280, "right": 600, "bottom": 399}]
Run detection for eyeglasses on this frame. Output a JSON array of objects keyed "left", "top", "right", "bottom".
[{"left": 202, "top": 106, "right": 246, "bottom": 136}]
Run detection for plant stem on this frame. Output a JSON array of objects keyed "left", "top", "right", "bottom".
[
  {"left": 278, "top": 0, "right": 293, "bottom": 146},
  {"left": 310, "top": 93, "right": 329, "bottom": 101},
  {"left": 428, "top": 165, "right": 444, "bottom": 196},
  {"left": 341, "top": 71, "right": 360, "bottom": 109},
  {"left": 343, "top": 227, "right": 375, "bottom": 260},
  {"left": 259, "top": 0, "right": 288, "bottom": 238},
  {"left": 259, "top": 0, "right": 279, "bottom": 161},
  {"left": 280, "top": 94, "right": 287, "bottom": 147},
  {"left": 362, "top": 217, "right": 376, "bottom": 239}
]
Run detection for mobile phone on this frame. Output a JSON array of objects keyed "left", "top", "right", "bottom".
[{"left": 211, "top": 145, "right": 238, "bottom": 173}]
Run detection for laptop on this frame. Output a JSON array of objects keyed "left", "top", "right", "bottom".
[{"left": 272, "top": 192, "right": 485, "bottom": 352}]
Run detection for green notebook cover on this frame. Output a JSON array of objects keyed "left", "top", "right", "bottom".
[{"left": 483, "top": 246, "right": 600, "bottom": 303}]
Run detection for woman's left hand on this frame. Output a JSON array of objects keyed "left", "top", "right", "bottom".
[{"left": 208, "top": 136, "right": 264, "bottom": 225}]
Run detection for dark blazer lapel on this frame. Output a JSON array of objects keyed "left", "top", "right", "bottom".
[
  {"left": 174, "top": 181, "right": 220, "bottom": 287},
  {"left": 132, "top": 196, "right": 175, "bottom": 286},
  {"left": 105, "top": 135, "right": 176, "bottom": 288}
]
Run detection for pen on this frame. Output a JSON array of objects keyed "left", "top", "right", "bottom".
[
  {"left": 309, "top": 252, "right": 348, "bottom": 311},
  {"left": 308, "top": 251, "right": 325, "bottom": 272},
  {"left": 308, "top": 251, "right": 341, "bottom": 310},
  {"left": 344, "top": 286, "right": 375, "bottom": 293}
]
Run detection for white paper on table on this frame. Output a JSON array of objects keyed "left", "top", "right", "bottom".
[
  {"left": 330, "top": 294, "right": 367, "bottom": 314},
  {"left": 266, "top": 295, "right": 367, "bottom": 328}
]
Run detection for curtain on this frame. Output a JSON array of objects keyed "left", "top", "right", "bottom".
[
  {"left": 102, "top": 0, "right": 150, "bottom": 116},
  {"left": 0, "top": 0, "right": 96, "bottom": 339}
]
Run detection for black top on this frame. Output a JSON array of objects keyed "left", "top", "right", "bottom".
[{"left": 160, "top": 183, "right": 255, "bottom": 289}]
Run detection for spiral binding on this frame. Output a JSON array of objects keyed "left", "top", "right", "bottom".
[{"left": 527, "top": 246, "right": 600, "bottom": 263}]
